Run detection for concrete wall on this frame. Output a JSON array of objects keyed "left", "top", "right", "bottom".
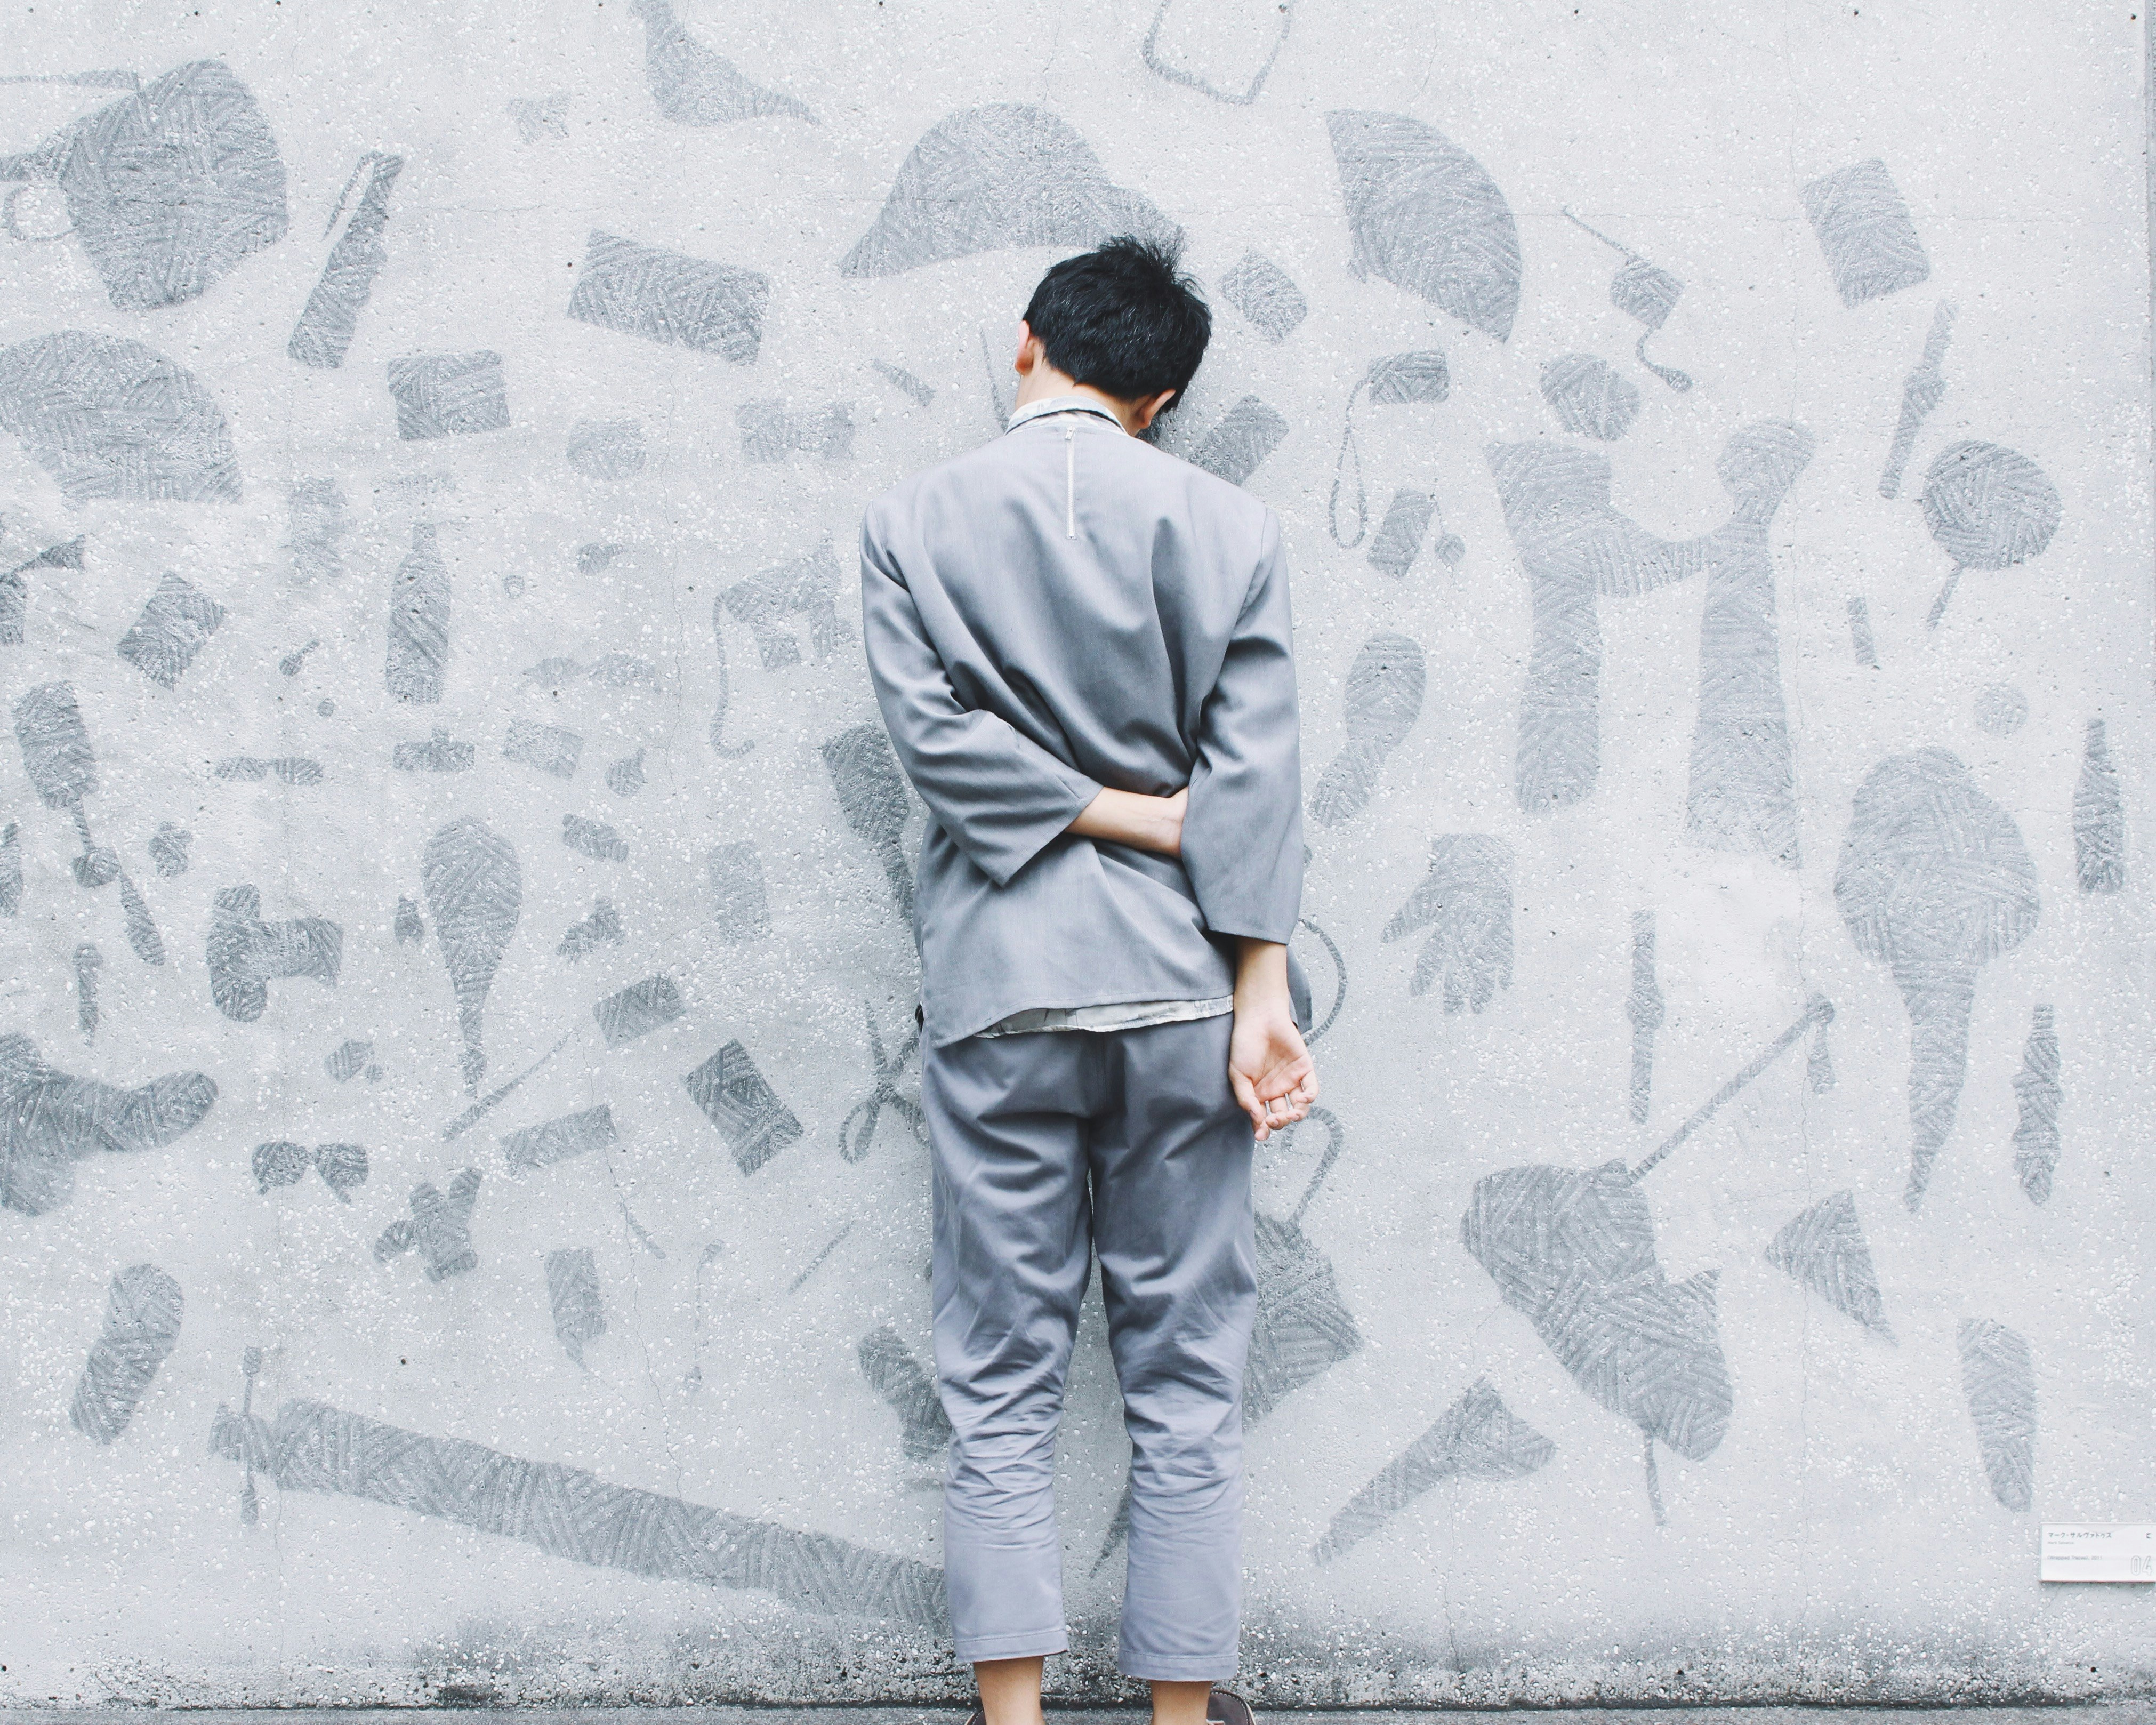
[{"left": 2, "top": 0, "right": 2151, "bottom": 1705}]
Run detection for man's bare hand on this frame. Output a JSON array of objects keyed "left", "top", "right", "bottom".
[
  {"left": 1068, "top": 785, "right": 1186, "bottom": 857},
  {"left": 1228, "top": 937, "right": 1316, "bottom": 1141},
  {"left": 1229, "top": 1002, "right": 1316, "bottom": 1141}
]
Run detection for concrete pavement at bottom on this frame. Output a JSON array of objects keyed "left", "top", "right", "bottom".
[{"left": 5, "top": 1711, "right": 2154, "bottom": 1723}]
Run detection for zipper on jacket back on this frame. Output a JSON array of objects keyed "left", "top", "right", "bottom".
[{"left": 1064, "top": 422, "right": 1076, "bottom": 539}]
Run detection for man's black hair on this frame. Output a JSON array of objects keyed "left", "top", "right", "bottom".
[{"left": 1021, "top": 236, "right": 1210, "bottom": 410}]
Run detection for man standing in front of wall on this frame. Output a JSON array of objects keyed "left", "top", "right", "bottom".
[{"left": 857, "top": 237, "right": 1315, "bottom": 1725}]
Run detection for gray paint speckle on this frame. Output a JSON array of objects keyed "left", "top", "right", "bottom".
[
  {"left": 288, "top": 153, "right": 401, "bottom": 368},
  {"left": 374, "top": 1167, "right": 483, "bottom": 1281},
  {"left": 566, "top": 418, "right": 647, "bottom": 478},
  {"left": 709, "top": 842, "right": 771, "bottom": 943},
  {"left": 858, "top": 1323, "right": 950, "bottom": 1459},
  {"left": 1847, "top": 597, "right": 1880, "bottom": 668},
  {"left": 1975, "top": 684, "right": 2028, "bottom": 736},
  {"left": 252, "top": 1139, "right": 367, "bottom": 1201},
  {"left": 563, "top": 813, "right": 630, "bottom": 860},
  {"left": 593, "top": 974, "right": 684, "bottom": 1047},
  {"left": 393, "top": 728, "right": 474, "bottom": 773},
  {"left": 1191, "top": 395, "right": 1288, "bottom": 486},
  {"left": 1919, "top": 442, "right": 2061, "bottom": 629},
  {"left": 738, "top": 398, "right": 854, "bottom": 463},
  {"left": 1563, "top": 208, "right": 1693, "bottom": 390},
  {"left": 631, "top": 0, "right": 814, "bottom": 125},
  {"left": 723, "top": 540, "right": 848, "bottom": 669},
  {"left": 1490, "top": 422, "right": 1812, "bottom": 865},
  {"left": 385, "top": 525, "right": 449, "bottom": 703},
  {"left": 2073, "top": 718, "right": 2126, "bottom": 894},
  {"left": 503, "top": 718, "right": 583, "bottom": 779},
  {"left": 1627, "top": 909, "right": 1663, "bottom": 1125},
  {"left": 1141, "top": 0, "right": 1292, "bottom": 105},
  {"left": 1540, "top": 352, "right": 1640, "bottom": 440},
  {"left": 73, "top": 941, "right": 101, "bottom": 1039},
  {"left": 1365, "top": 488, "right": 1433, "bottom": 577},
  {"left": 1881, "top": 301, "right": 1954, "bottom": 499},
  {"left": 285, "top": 478, "right": 345, "bottom": 582},
  {"left": 557, "top": 898, "right": 625, "bottom": 961},
  {"left": 822, "top": 720, "right": 915, "bottom": 921}
]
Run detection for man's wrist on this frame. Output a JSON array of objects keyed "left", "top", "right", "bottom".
[
  {"left": 1068, "top": 786, "right": 1184, "bottom": 855},
  {"left": 1232, "top": 938, "right": 1289, "bottom": 1001}
]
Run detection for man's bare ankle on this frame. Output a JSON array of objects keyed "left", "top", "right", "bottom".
[
  {"left": 975, "top": 1654, "right": 1048, "bottom": 1725},
  {"left": 1148, "top": 1677, "right": 1213, "bottom": 1725}
]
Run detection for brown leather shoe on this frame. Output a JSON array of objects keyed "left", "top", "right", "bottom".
[{"left": 1207, "top": 1689, "right": 1256, "bottom": 1725}]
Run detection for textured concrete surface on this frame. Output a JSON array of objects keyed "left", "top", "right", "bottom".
[
  {"left": 2, "top": 0, "right": 2154, "bottom": 1709},
  {"left": 6, "top": 1716, "right": 2156, "bottom": 1725}
]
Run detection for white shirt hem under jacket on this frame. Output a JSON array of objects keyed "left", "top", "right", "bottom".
[{"left": 975, "top": 995, "right": 1235, "bottom": 1039}]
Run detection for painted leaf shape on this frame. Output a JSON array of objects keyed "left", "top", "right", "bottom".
[{"left": 1328, "top": 110, "right": 1521, "bottom": 341}]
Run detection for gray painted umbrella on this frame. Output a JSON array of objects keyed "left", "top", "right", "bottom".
[{"left": 1461, "top": 997, "right": 1833, "bottom": 1522}]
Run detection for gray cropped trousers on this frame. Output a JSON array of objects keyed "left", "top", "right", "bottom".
[{"left": 921, "top": 1012, "right": 1257, "bottom": 1681}]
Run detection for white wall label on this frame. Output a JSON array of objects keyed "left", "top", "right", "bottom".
[{"left": 2041, "top": 1523, "right": 2156, "bottom": 1582}]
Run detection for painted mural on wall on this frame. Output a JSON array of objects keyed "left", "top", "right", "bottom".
[{"left": 0, "top": 0, "right": 2144, "bottom": 1704}]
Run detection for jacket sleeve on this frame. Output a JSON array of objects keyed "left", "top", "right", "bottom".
[
  {"left": 859, "top": 516, "right": 1103, "bottom": 888},
  {"left": 1180, "top": 508, "right": 1305, "bottom": 943}
]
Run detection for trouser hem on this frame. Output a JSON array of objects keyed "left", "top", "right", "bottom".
[
  {"left": 953, "top": 1631, "right": 1070, "bottom": 1662},
  {"left": 1117, "top": 1654, "right": 1238, "bottom": 1681}
]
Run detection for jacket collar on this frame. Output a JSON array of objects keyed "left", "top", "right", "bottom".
[{"left": 1006, "top": 394, "right": 1127, "bottom": 435}]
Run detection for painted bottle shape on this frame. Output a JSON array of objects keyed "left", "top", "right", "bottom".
[
  {"left": 385, "top": 523, "right": 448, "bottom": 703},
  {"left": 288, "top": 153, "right": 403, "bottom": 370},
  {"left": 2073, "top": 717, "right": 2126, "bottom": 894}
]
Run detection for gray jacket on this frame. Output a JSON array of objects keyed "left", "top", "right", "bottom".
[{"left": 859, "top": 400, "right": 1304, "bottom": 1047}]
